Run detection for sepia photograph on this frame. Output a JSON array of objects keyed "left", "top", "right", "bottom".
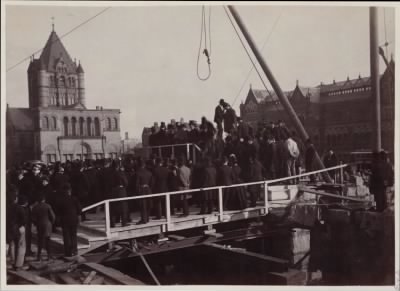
[{"left": 1, "top": 1, "right": 398, "bottom": 288}]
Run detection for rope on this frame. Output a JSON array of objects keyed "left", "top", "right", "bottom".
[
  {"left": 383, "top": 8, "right": 389, "bottom": 57},
  {"left": 231, "top": 11, "right": 282, "bottom": 107},
  {"left": 7, "top": 7, "right": 111, "bottom": 72},
  {"left": 196, "top": 6, "right": 211, "bottom": 81},
  {"left": 223, "top": 6, "right": 280, "bottom": 113}
]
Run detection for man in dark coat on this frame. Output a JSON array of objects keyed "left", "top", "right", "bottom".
[
  {"left": 57, "top": 184, "right": 82, "bottom": 257},
  {"left": 370, "top": 151, "right": 394, "bottom": 212},
  {"left": 7, "top": 186, "right": 27, "bottom": 270},
  {"left": 305, "top": 139, "right": 316, "bottom": 182},
  {"left": 323, "top": 150, "right": 338, "bottom": 182},
  {"left": 219, "top": 156, "right": 234, "bottom": 209},
  {"left": 110, "top": 162, "right": 129, "bottom": 227},
  {"left": 50, "top": 166, "right": 70, "bottom": 194},
  {"left": 223, "top": 104, "right": 237, "bottom": 135},
  {"left": 199, "top": 158, "right": 217, "bottom": 214},
  {"left": 237, "top": 117, "right": 250, "bottom": 140},
  {"left": 152, "top": 158, "right": 169, "bottom": 219},
  {"left": 248, "top": 156, "right": 265, "bottom": 207},
  {"left": 31, "top": 194, "right": 55, "bottom": 261},
  {"left": 214, "top": 99, "right": 226, "bottom": 138},
  {"left": 136, "top": 159, "right": 154, "bottom": 224}
]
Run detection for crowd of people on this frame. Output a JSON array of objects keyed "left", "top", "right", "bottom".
[{"left": 6, "top": 98, "right": 393, "bottom": 271}]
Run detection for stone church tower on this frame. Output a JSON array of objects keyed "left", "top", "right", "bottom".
[{"left": 7, "top": 27, "right": 122, "bottom": 166}]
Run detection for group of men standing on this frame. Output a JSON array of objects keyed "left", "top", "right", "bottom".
[{"left": 6, "top": 163, "right": 82, "bottom": 269}]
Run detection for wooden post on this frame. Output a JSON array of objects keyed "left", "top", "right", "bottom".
[
  {"left": 192, "top": 144, "right": 196, "bottom": 164},
  {"left": 171, "top": 145, "right": 175, "bottom": 159},
  {"left": 264, "top": 182, "right": 269, "bottom": 215},
  {"left": 104, "top": 200, "right": 111, "bottom": 238},
  {"left": 218, "top": 187, "right": 224, "bottom": 222},
  {"left": 186, "top": 144, "right": 190, "bottom": 162},
  {"left": 158, "top": 147, "right": 162, "bottom": 158},
  {"left": 165, "top": 194, "right": 171, "bottom": 229}
]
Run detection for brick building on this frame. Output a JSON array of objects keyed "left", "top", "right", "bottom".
[
  {"left": 240, "top": 61, "right": 395, "bottom": 157},
  {"left": 6, "top": 28, "right": 121, "bottom": 166}
]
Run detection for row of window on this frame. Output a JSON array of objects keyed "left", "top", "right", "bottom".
[
  {"left": 49, "top": 75, "right": 77, "bottom": 88},
  {"left": 327, "top": 86, "right": 371, "bottom": 96},
  {"left": 46, "top": 152, "right": 118, "bottom": 163},
  {"left": 49, "top": 94, "right": 78, "bottom": 106},
  {"left": 41, "top": 116, "right": 119, "bottom": 134}
]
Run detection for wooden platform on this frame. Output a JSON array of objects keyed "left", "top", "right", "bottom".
[{"left": 47, "top": 185, "right": 300, "bottom": 254}]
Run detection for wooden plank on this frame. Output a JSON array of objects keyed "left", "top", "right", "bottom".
[
  {"left": 8, "top": 270, "right": 58, "bottom": 285},
  {"left": 90, "top": 276, "right": 105, "bottom": 285},
  {"left": 168, "top": 234, "right": 185, "bottom": 241},
  {"left": 84, "top": 263, "right": 145, "bottom": 285},
  {"left": 83, "top": 271, "right": 97, "bottom": 284},
  {"left": 203, "top": 243, "right": 288, "bottom": 272},
  {"left": 57, "top": 273, "right": 81, "bottom": 284}
]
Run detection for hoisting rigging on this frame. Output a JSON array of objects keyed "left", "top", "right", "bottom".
[{"left": 196, "top": 6, "right": 212, "bottom": 81}]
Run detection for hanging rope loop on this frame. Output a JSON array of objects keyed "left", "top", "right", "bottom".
[{"left": 196, "top": 6, "right": 212, "bottom": 81}]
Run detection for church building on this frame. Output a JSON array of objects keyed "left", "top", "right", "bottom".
[{"left": 6, "top": 27, "right": 122, "bottom": 166}]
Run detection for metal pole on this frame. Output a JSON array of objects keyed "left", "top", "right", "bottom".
[
  {"left": 218, "top": 187, "right": 224, "bottom": 222},
  {"left": 105, "top": 200, "right": 111, "bottom": 238},
  {"left": 227, "top": 6, "right": 333, "bottom": 184},
  {"left": 264, "top": 182, "right": 269, "bottom": 215},
  {"left": 370, "top": 7, "right": 381, "bottom": 152},
  {"left": 165, "top": 194, "right": 171, "bottom": 230}
]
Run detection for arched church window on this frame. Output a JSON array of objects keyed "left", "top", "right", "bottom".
[
  {"left": 106, "top": 118, "right": 112, "bottom": 130},
  {"left": 71, "top": 117, "right": 77, "bottom": 136},
  {"left": 87, "top": 118, "right": 92, "bottom": 136},
  {"left": 113, "top": 118, "right": 118, "bottom": 130},
  {"left": 94, "top": 118, "right": 101, "bottom": 136},
  {"left": 52, "top": 117, "right": 57, "bottom": 130},
  {"left": 79, "top": 117, "right": 85, "bottom": 136},
  {"left": 43, "top": 116, "right": 49, "bottom": 130},
  {"left": 63, "top": 117, "right": 69, "bottom": 136}
]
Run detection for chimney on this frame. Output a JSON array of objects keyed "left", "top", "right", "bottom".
[
  {"left": 359, "top": 73, "right": 361, "bottom": 79},
  {"left": 347, "top": 76, "right": 350, "bottom": 81},
  {"left": 125, "top": 132, "right": 129, "bottom": 140},
  {"left": 333, "top": 79, "right": 336, "bottom": 84}
]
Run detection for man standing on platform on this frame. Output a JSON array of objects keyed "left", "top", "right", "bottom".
[
  {"left": 136, "top": 159, "right": 154, "bottom": 224},
  {"left": 58, "top": 184, "right": 81, "bottom": 257},
  {"left": 152, "top": 158, "right": 169, "bottom": 219},
  {"left": 214, "top": 99, "right": 226, "bottom": 138},
  {"left": 177, "top": 157, "right": 191, "bottom": 217}
]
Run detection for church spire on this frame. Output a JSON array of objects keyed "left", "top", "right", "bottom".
[{"left": 51, "top": 17, "right": 55, "bottom": 32}]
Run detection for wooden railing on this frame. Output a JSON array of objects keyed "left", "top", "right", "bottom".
[
  {"left": 144, "top": 143, "right": 202, "bottom": 163},
  {"left": 82, "top": 163, "right": 350, "bottom": 238}
]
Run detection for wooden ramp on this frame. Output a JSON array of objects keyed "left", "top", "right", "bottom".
[{"left": 45, "top": 185, "right": 300, "bottom": 255}]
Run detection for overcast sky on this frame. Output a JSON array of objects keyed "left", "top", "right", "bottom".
[{"left": 5, "top": 3, "right": 396, "bottom": 139}]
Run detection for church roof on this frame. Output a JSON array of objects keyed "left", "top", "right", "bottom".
[
  {"left": 296, "top": 86, "right": 321, "bottom": 103},
  {"left": 39, "top": 30, "right": 77, "bottom": 73},
  {"left": 320, "top": 76, "right": 371, "bottom": 93},
  {"left": 7, "top": 108, "right": 35, "bottom": 131}
]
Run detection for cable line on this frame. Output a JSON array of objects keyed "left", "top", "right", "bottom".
[
  {"left": 231, "top": 11, "right": 282, "bottom": 107},
  {"left": 224, "top": 6, "right": 280, "bottom": 112},
  {"left": 7, "top": 7, "right": 111, "bottom": 72}
]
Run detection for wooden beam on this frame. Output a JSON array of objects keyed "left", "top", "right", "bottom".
[
  {"left": 168, "top": 234, "right": 185, "bottom": 241},
  {"left": 203, "top": 242, "right": 289, "bottom": 272},
  {"left": 83, "top": 262, "right": 145, "bottom": 285},
  {"left": 83, "top": 271, "right": 97, "bottom": 284},
  {"left": 299, "top": 187, "right": 368, "bottom": 202},
  {"left": 7, "top": 270, "right": 58, "bottom": 285}
]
